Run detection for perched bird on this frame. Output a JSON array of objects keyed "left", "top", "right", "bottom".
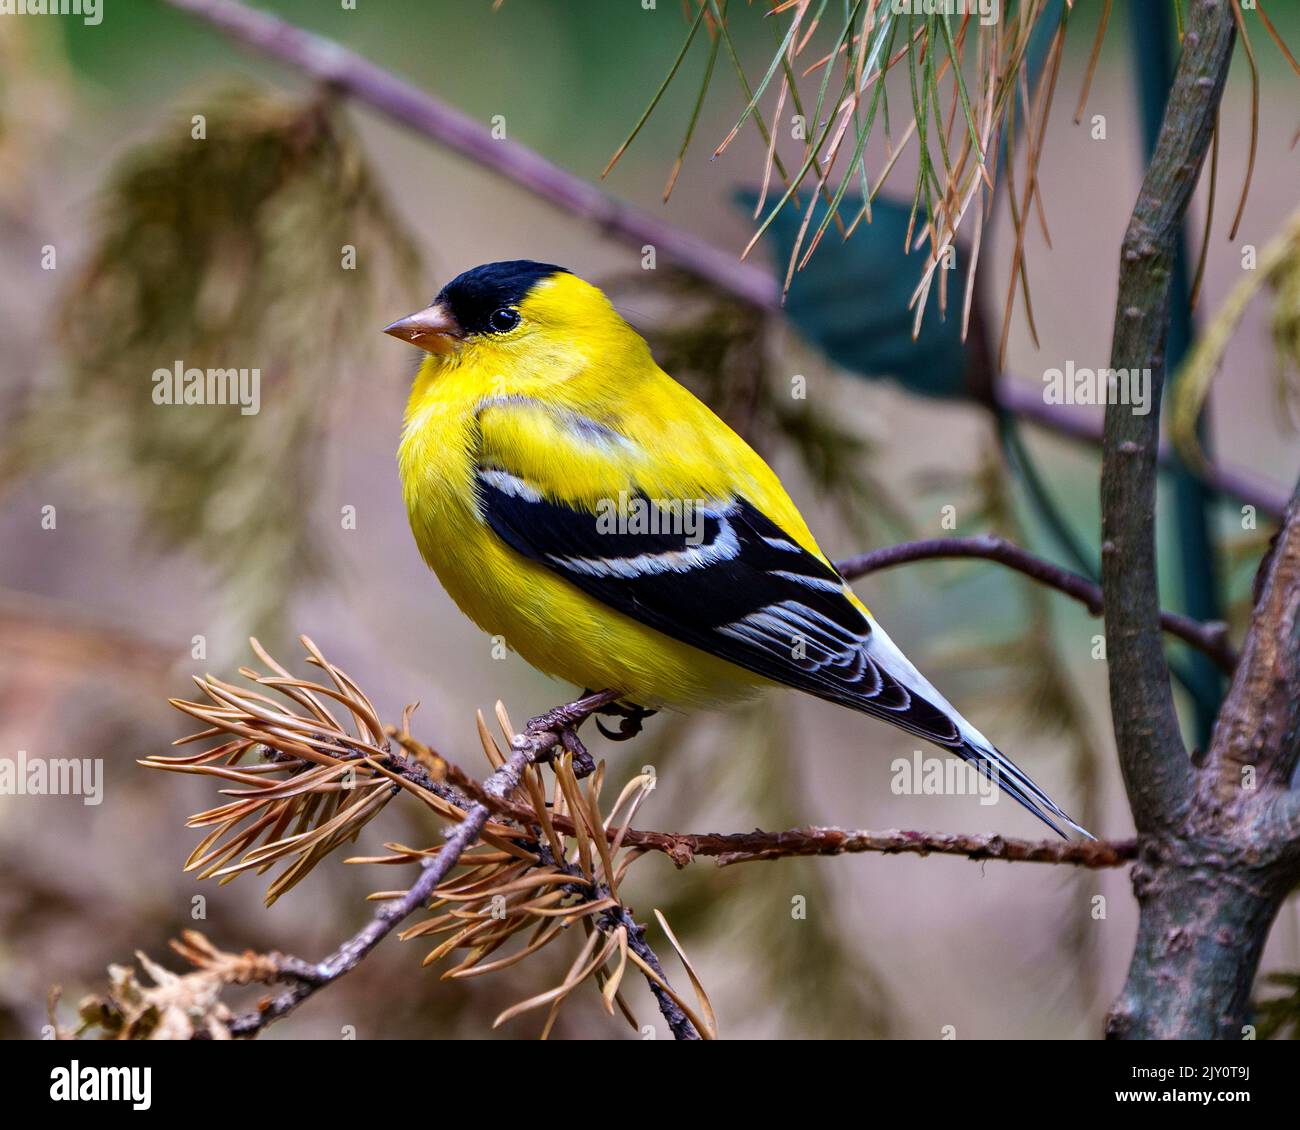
[{"left": 386, "top": 260, "right": 1091, "bottom": 839}]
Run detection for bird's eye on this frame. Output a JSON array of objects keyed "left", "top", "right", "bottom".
[{"left": 487, "top": 307, "right": 520, "bottom": 334}]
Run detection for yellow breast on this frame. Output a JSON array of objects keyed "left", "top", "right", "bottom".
[{"left": 397, "top": 360, "right": 765, "bottom": 709}]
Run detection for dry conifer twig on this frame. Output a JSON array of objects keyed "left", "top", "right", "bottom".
[
  {"left": 223, "top": 739, "right": 532, "bottom": 1037},
  {"left": 143, "top": 645, "right": 707, "bottom": 1039},
  {"left": 432, "top": 759, "right": 1136, "bottom": 871}
]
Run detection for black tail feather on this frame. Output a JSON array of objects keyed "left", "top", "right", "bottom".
[{"left": 955, "top": 740, "right": 1094, "bottom": 840}]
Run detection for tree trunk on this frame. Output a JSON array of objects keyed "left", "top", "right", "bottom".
[
  {"left": 1107, "top": 839, "right": 1287, "bottom": 1039},
  {"left": 1100, "top": 0, "right": 1300, "bottom": 1039}
]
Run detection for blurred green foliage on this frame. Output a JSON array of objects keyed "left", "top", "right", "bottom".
[
  {"left": 8, "top": 85, "right": 420, "bottom": 638},
  {"left": 1254, "top": 970, "right": 1300, "bottom": 1040},
  {"left": 53, "top": 0, "right": 783, "bottom": 181}
]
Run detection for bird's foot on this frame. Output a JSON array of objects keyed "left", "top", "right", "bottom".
[
  {"left": 527, "top": 689, "right": 621, "bottom": 735},
  {"left": 590, "top": 698, "right": 658, "bottom": 743},
  {"left": 559, "top": 727, "right": 596, "bottom": 779},
  {"left": 524, "top": 691, "right": 656, "bottom": 779},
  {"left": 525, "top": 689, "right": 625, "bottom": 779}
]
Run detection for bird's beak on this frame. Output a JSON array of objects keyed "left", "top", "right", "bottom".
[{"left": 382, "top": 303, "right": 464, "bottom": 354}]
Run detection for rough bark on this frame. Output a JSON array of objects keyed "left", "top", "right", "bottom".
[
  {"left": 1107, "top": 538, "right": 1300, "bottom": 1037},
  {"left": 1100, "top": 0, "right": 1233, "bottom": 835},
  {"left": 1107, "top": 847, "right": 1286, "bottom": 1039}
]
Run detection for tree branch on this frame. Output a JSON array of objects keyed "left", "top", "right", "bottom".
[
  {"left": 1106, "top": 466, "right": 1300, "bottom": 1039},
  {"left": 614, "top": 826, "right": 1136, "bottom": 869},
  {"left": 225, "top": 694, "right": 700, "bottom": 1041},
  {"left": 835, "top": 534, "right": 1236, "bottom": 672},
  {"left": 160, "top": 0, "right": 774, "bottom": 309},
  {"left": 225, "top": 745, "right": 526, "bottom": 1037},
  {"left": 1099, "top": 2, "right": 1290, "bottom": 1042},
  {"left": 1100, "top": 0, "right": 1235, "bottom": 832},
  {"left": 1204, "top": 477, "right": 1300, "bottom": 799},
  {"left": 398, "top": 738, "right": 1136, "bottom": 871},
  {"left": 142, "top": 635, "right": 1140, "bottom": 1045}
]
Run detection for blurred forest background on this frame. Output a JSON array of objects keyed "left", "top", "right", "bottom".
[{"left": 1, "top": 0, "right": 1298, "bottom": 1039}]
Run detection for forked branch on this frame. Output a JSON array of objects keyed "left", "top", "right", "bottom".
[{"left": 836, "top": 534, "right": 1236, "bottom": 672}]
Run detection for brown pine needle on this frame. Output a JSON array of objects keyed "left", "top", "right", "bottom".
[
  {"left": 445, "top": 922, "right": 567, "bottom": 980},
  {"left": 653, "top": 909, "right": 718, "bottom": 1039},
  {"left": 1074, "top": 0, "right": 1113, "bottom": 124},
  {"left": 1227, "top": 0, "right": 1259, "bottom": 241},
  {"left": 1190, "top": 116, "right": 1220, "bottom": 312},
  {"left": 1256, "top": 0, "right": 1300, "bottom": 77},
  {"left": 624, "top": 948, "right": 714, "bottom": 1040},
  {"left": 145, "top": 638, "right": 709, "bottom": 1039},
  {"left": 600, "top": 927, "right": 631, "bottom": 1015},
  {"left": 491, "top": 929, "right": 611, "bottom": 1030}
]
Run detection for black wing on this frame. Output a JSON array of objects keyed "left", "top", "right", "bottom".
[{"left": 474, "top": 468, "right": 963, "bottom": 749}]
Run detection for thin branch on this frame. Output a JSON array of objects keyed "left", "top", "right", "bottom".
[
  {"left": 1204, "top": 477, "right": 1300, "bottom": 798},
  {"left": 615, "top": 826, "right": 1136, "bottom": 869},
  {"left": 225, "top": 745, "right": 530, "bottom": 1037},
  {"left": 157, "top": 0, "right": 1279, "bottom": 516},
  {"left": 614, "top": 908, "right": 699, "bottom": 1040},
  {"left": 225, "top": 693, "right": 699, "bottom": 1040},
  {"left": 834, "top": 534, "right": 1237, "bottom": 672},
  {"left": 143, "top": 638, "right": 1135, "bottom": 1045},
  {"left": 376, "top": 734, "right": 1136, "bottom": 871},
  {"left": 1100, "top": 0, "right": 1235, "bottom": 832}
]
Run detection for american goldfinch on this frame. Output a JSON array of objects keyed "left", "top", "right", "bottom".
[{"left": 386, "top": 261, "right": 1091, "bottom": 839}]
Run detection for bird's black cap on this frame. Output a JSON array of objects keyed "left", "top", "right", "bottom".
[{"left": 435, "top": 260, "right": 570, "bottom": 335}]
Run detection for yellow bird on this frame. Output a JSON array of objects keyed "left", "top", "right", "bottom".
[{"left": 386, "top": 261, "right": 1090, "bottom": 839}]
